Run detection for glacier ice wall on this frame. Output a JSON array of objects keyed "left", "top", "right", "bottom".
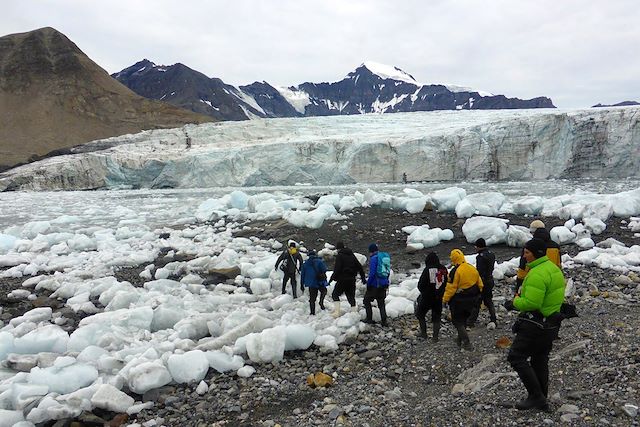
[{"left": 1, "top": 107, "right": 639, "bottom": 191}]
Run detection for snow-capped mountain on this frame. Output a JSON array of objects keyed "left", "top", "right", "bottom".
[
  {"left": 2, "top": 106, "right": 637, "bottom": 192},
  {"left": 113, "top": 60, "right": 555, "bottom": 121}
]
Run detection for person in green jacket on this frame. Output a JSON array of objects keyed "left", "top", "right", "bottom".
[{"left": 504, "top": 238, "right": 565, "bottom": 411}]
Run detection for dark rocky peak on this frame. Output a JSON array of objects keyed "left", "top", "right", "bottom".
[
  {"left": 592, "top": 101, "right": 640, "bottom": 107},
  {"left": 0, "top": 27, "right": 87, "bottom": 88},
  {"left": 240, "top": 81, "right": 303, "bottom": 117},
  {"left": 111, "top": 59, "right": 156, "bottom": 79}
]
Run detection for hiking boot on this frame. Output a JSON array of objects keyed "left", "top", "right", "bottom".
[
  {"left": 363, "top": 318, "right": 376, "bottom": 325},
  {"left": 332, "top": 305, "right": 342, "bottom": 318},
  {"left": 462, "top": 341, "right": 473, "bottom": 351},
  {"left": 418, "top": 318, "right": 427, "bottom": 338},
  {"left": 380, "top": 319, "right": 388, "bottom": 327},
  {"left": 515, "top": 395, "right": 549, "bottom": 411},
  {"left": 432, "top": 322, "right": 440, "bottom": 343}
]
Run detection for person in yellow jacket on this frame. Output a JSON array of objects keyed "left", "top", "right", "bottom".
[{"left": 443, "top": 249, "right": 483, "bottom": 350}]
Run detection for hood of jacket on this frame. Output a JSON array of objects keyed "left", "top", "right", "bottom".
[
  {"left": 425, "top": 252, "right": 441, "bottom": 268},
  {"left": 450, "top": 249, "right": 465, "bottom": 266}
]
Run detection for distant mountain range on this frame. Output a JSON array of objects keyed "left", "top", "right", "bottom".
[
  {"left": 592, "top": 101, "right": 640, "bottom": 108},
  {"left": 0, "top": 27, "right": 212, "bottom": 170},
  {"left": 113, "top": 60, "right": 555, "bottom": 121}
]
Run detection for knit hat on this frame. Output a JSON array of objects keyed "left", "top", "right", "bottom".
[
  {"left": 289, "top": 241, "right": 297, "bottom": 248},
  {"left": 335, "top": 241, "right": 345, "bottom": 250},
  {"left": 529, "top": 220, "right": 545, "bottom": 232},
  {"left": 474, "top": 238, "right": 486, "bottom": 248},
  {"left": 308, "top": 249, "right": 317, "bottom": 256},
  {"left": 368, "top": 243, "right": 379, "bottom": 253},
  {"left": 524, "top": 238, "right": 547, "bottom": 258}
]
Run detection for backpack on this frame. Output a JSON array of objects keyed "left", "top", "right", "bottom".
[{"left": 376, "top": 252, "right": 391, "bottom": 278}]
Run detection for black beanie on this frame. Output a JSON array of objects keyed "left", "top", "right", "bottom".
[
  {"left": 474, "top": 238, "right": 486, "bottom": 248},
  {"left": 336, "top": 241, "right": 345, "bottom": 250},
  {"left": 524, "top": 238, "right": 547, "bottom": 258}
]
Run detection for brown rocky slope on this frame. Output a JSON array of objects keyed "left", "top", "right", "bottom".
[{"left": 0, "top": 27, "right": 212, "bottom": 171}]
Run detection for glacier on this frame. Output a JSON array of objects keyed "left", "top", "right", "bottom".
[{"left": 1, "top": 107, "right": 639, "bottom": 192}]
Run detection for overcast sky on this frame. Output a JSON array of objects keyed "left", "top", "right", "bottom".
[{"left": 3, "top": 0, "right": 639, "bottom": 108}]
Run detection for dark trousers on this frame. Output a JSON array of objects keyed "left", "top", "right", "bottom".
[
  {"left": 282, "top": 272, "right": 298, "bottom": 298},
  {"left": 507, "top": 320, "right": 558, "bottom": 398},
  {"left": 308, "top": 287, "right": 327, "bottom": 315},
  {"left": 468, "top": 282, "right": 497, "bottom": 325},
  {"left": 415, "top": 295, "right": 443, "bottom": 323},
  {"left": 450, "top": 297, "right": 476, "bottom": 346},
  {"left": 363, "top": 287, "right": 387, "bottom": 322},
  {"left": 331, "top": 279, "right": 356, "bottom": 306}
]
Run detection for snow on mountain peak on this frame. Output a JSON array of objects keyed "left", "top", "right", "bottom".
[{"left": 360, "top": 61, "right": 418, "bottom": 84}]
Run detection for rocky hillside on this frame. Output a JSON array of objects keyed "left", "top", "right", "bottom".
[
  {"left": 114, "top": 60, "right": 555, "bottom": 120},
  {"left": 0, "top": 27, "right": 212, "bottom": 170}
]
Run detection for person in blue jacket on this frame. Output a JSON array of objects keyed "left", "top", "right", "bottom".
[
  {"left": 301, "top": 250, "right": 329, "bottom": 315},
  {"left": 364, "top": 243, "right": 390, "bottom": 326}
]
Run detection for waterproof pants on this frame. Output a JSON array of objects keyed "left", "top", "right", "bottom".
[
  {"left": 282, "top": 272, "right": 298, "bottom": 298},
  {"left": 331, "top": 279, "right": 356, "bottom": 306},
  {"left": 507, "top": 320, "right": 558, "bottom": 399},
  {"left": 308, "top": 287, "right": 327, "bottom": 315},
  {"left": 468, "top": 282, "right": 497, "bottom": 325},
  {"left": 363, "top": 287, "right": 387, "bottom": 322},
  {"left": 450, "top": 296, "right": 476, "bottom": 346}
]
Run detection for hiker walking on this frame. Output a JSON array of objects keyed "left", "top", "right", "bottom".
[
  {"left": 363, "top": 243, "right": 391, "bottom": 326},
  {"left": 415, "top": 252, "right": 448, "bottom": 341},
  {"left": 301, "top": 250, "right": 329, "bottom": 315},
  {"left": 329, "top": 241, "right": 366, "bottom": 317},
  {"left": 504, "top": 238, "right": 566, "bottom": 411},
  {"left": 443, "top": 249, "right": 483, "bottom": 350},
  {"left": 467, "top": 238, "right": 498, "bottom": 329},
  {"left": 274, "top": 241, "right": 304, "bottom": 298}
]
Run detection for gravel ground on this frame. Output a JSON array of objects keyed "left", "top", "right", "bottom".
[{"left": 1, "top": 207, "right": 639, "bottom": 426}]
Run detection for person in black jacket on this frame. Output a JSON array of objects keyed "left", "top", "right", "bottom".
[
  {"left": 415, "top": 252, "right": 448, "bottom": 341},
  {"left": 467, "top": 238, "right": 497, "bottom": 328},
  {"left": 274, "top": 241, "right": 304, "bottom": 298},
  {"left": 329, "top": 241, "right": 366, "bottom": 317}
]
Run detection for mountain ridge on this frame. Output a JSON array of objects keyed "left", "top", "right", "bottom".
[{"left": 113, "top": 60, "right": 555, "bottom": 121}]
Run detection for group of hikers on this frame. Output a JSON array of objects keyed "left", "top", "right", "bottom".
[{"left": 274, "top": 219, "right": 571, "bottom": 411}]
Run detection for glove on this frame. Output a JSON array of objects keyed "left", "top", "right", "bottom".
[{"left": 503, "top": 299, "right": 515, "bottom": 311}]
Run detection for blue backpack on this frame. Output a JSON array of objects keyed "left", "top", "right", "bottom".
[{"left": 376, "top": 252, "right": 391, "bottom": 278}]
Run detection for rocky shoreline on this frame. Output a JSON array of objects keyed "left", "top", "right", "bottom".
[{"left": 1, "top": 207, "right": 639, "bottom": 426}]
